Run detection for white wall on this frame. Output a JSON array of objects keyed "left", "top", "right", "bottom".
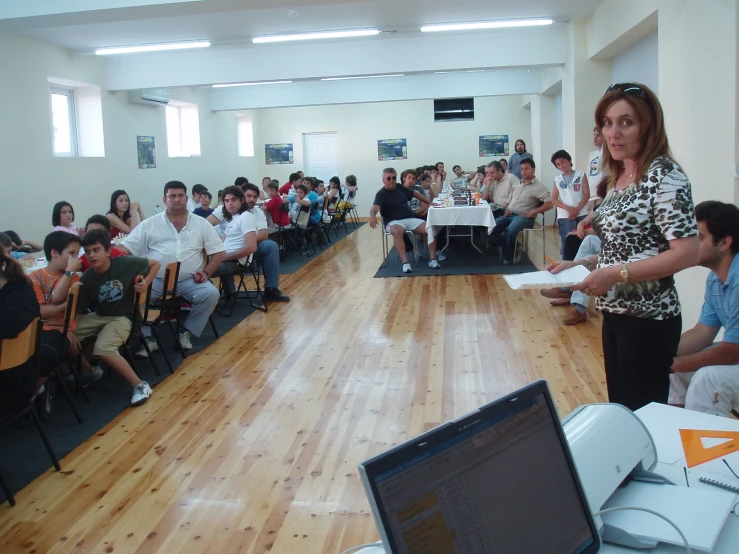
[
  {"left": 0, "top": 31, "right": 260, "bottom": 244},
  {"left": 554, "top": 90, "right": 563, "bottom": 150},
  {"left": 611, "top": 31, "right": 658, "bottom": 93},
  {"left": 255, "top": 96, "right": 532, "bottom": 209}
]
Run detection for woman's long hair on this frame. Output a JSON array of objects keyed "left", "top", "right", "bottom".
[
  {"left": 51, "top": 201, "right": 74, "bottom": 227},
  {"left": 594, "top": 83, "right": 674, "bottom": 192},
  {"left": 108, "top": 189, "right": 131, "bottom": 221},
  {"left": 0, "top": 254, "right": 28, "bottom": 285}
]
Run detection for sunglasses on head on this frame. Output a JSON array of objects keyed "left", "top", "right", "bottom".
[{"left": 603, "top": 83, "right": 645, "bottom": 97}]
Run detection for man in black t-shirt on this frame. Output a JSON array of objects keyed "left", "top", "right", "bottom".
[
  {"left": 369, "top": 167, "right": 439, "bottom": 274},
  {"left": 77, "top": 230, "right": 161, "bottom": 407}
]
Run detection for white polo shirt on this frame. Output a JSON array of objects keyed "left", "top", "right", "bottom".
[
  {"left": 211, "top": 209, "right": 258, "bottom": 264},
  {"left": 249, "top": 206, "right": 268, "bottom": 232},
  {"left": 122, "top": 210, "right": 224, "bottom": 281}
]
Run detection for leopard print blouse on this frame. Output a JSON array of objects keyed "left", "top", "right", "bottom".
[{"left": 591, "top": 157, "right": 697, "bottom": 320}]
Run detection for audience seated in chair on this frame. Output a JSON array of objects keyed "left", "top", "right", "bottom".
[
  {"left": 186, "top": 183, "right": 208, "bottom": 213},
  {"left": 107, "top": 189, "right": 145, "bottom": 239},
  {"left": 80, "top": 215, "right": 127, "bottom": 272},
  {"left": 77, "top": 230, "right": 160, "bottom": 406},
  {"left": 192, "top": 191, "right": 214, "bottom": 218},
  {"left": 207, "top": 186, "right": 258, "bottom": 305},
  {"left": 489, "top": 159, "right": 552, "bottom": 264},
  {"left": 2, "top": 230, "right": 41, "bottom": 261},
  {"left": 51, "top": 201, "right": 83, "bottom": 237},
  {"left": 288, "top": 180, "right": 321, "bottom": 225},
  {"left": 118, "top": 181, "right": 224, "bottom": 353},
  {"left": 669, "top": 201, "right": 739, "bottom": 418},
  {"left": 262, "top": 182, "right": 291, "bottom": 229},
  {"left": 482, "top": 161, "right": 519, "bottom": 219},
  {"left": 369, "top": 167, "right": 439, "bottom": 274},
  {"left": 28, "top": 232, "right": 102, "bottom": 407},
  {"left": 279, "top": 173, "right": 301, "bottom": 196}
]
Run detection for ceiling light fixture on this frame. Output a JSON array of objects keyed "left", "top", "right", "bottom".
[
  {"left": 95, "top": 40, "right": 211, "bottom": 55},
  {"left": 321, "top": 74, "right": 404, "bottom": 81},
  {"left": 253, "top": 29, "right": 380, "bottom": 44},
  {"left": 434, "top": 70, "right": 485, "bottom": 75},
  {"left": 420, "top": 19, "right": 553, "bottom": 33},
  {"left": 212, "top": 81, "right": 293, "bottom": 88}
]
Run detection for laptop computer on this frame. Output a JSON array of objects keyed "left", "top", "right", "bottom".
[{"left": 358, "top": 380, "right": 601, "bottom": 554}]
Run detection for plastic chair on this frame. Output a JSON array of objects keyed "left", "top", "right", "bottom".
[
  {"left": 380, "top": 219, "right": 419, "bottom": 268},
  {"left": 0, "top": 318, "right": 61, "bottom": 506}
]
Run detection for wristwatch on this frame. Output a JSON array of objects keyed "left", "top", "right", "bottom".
[
  {"left": 620, "top": 263, "right": 629, "bottom": 283},
  {"left": 64, "top": 271, "right": 75, "bottom": 278}
]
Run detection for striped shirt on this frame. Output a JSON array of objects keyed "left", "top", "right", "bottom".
[{"left": 699, "top": 254, "right": 739, "bottom": 343}]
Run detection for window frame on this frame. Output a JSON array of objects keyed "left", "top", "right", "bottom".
[
  {"left": 165, "top": 102, "right": 201, "bottom": 158},
  {"left": 50, "top": 85, "right": 79, "bottom": 157}
]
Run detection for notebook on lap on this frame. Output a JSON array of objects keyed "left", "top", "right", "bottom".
[{"left": 358, "top": 380, "right": 600, "bottom": 554}]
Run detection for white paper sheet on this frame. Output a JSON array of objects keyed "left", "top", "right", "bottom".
[
  {"left": 503, "top": 265, "right": 590, "bottom": 290},
  {"left": 602, "top": 481, "right": 734, "bottom": 552}
]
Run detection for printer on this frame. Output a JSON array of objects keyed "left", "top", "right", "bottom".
[{"left": 563, "top": 403, "right": 673, "bottom": 550}]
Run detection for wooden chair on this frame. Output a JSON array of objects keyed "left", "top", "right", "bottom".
[
  {"left": 0, "top": 318, "right": 61, "bottom": 506},
  {"left": 135, "top": 279, "right": 174, "bottom": 373}
]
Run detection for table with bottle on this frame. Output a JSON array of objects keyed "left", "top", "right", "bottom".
[{"left": 425, "top": 185, "right": 496, "bottom": 255}]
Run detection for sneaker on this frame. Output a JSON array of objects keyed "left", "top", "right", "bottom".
[
  {"left": 428, "top": 259, "right": 441, "bottom": 269},
  {"left": 264, "top": 288, "right": 290, "bottom": 302},
  {"left": 179, "top": 331, "right": 193, "bottom": 350},
  {"left": 437, "top": 253, "right": 447, "bottom": 262},
  {"left": 402, "top": 263, "right": 412, "bottom": 273},
  {"left": 79, "top": 364, "right": 105, "bottom": 387},
  {"left": 135, "top": 339, "right": 159, "bottom": 358},
  {"left": 131, "top": 381, "right": 152, "bottom": 406}
]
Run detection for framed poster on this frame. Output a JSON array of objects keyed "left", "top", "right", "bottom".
[
  {"left": 378, "top": 138, "right": 407, "bottom": 161},
  {"left": 137, "top": 136, "right": 156, "bottom": 169},
  {"left": 265, "top": 143, "right": 294, "bottom": 165},
  {"left": 479, "top": 135, "right": 509, "bottom": 157}
]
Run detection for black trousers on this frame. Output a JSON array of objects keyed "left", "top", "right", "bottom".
[
  {"left": 563, "top": 235, "right": 583, "bottom": 261},
  {"left": 601, "top": 311, "right": 682, "bottom": 411}
]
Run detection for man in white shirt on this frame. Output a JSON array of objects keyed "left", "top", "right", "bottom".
[
  {"left": 587, "top": 126, "right": 607, "bottom": 209},
  {"left": 120, "top": 181, "right": 224, "bottom": 350},
  {"left": 482, "top": 161, "right": 520, "bottom": 218},
  {"left": 206, "top": 186, "right": 257, "bottom": 304}
]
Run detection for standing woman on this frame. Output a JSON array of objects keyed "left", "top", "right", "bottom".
[
  {"left": 107, "top": 189, "right": 145, "bottom": 239},
  {"left": 551, "top": 83, "right": 699, "bottom": 410}
]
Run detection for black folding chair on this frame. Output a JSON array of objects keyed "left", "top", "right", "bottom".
[
  {"left": 0, "top": 318, "right": 61, "bottom": 506},
  {"left": 215, "top": 254, "right": 268, "bottom": 317}
]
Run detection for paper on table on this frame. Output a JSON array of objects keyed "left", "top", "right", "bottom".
[
  {"left": 602, "top": 481, "right": 734, "bottom": 552},
  {"left": 503, "top": 265, "right": 590, "bottom": 290}
]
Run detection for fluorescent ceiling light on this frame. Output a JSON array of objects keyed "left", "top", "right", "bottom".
[
  {"left": 95, "top": 40, "right": 210, "bottom": 55},
  {"left": 321, "top": 74, "right": 404, "bottom": 81},
  {"left": 421, "top": 19, "right": 553, "bottom": 33},
  {"left": 434, "top": 70, "right": 485, "bottom": 74},
  {"left": 253, "top": 29, "right": 380, "bottom": 44},
  {"left": 213, "top": 80, "right": 292, "bottom": 88}
]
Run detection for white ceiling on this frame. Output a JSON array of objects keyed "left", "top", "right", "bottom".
[{"left": 0, "top": 0, "right": 602, "bottom": 51}]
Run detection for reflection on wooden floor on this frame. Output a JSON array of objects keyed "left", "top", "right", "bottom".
[{"left": 0, "top": 223, "right": 606, "bottom": 553}]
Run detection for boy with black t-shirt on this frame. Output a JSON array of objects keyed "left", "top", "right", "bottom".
[{"left": 77, "top": 230, "right": 160, "bottom": 406}]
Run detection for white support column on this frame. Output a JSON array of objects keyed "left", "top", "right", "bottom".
[{"left": 530, "top": 94, "right": 558, "bottom": 225}]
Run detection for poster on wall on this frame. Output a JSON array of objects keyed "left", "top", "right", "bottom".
[
  {"left": 265, "top": 143, "right": 294, "bottom": 165},
  {"left": 137, "top": 136, "right": 156, "bottom": 169},
  {"left": 377, "top": 138, "right": 407, "bottom": 161},
  {"left": 479, "top": 135, "right": 509, "bottom": 157}
]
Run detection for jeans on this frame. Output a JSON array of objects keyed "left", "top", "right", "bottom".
[
  {"left": 150, "top": 276, "right": 219, "bottom": 337},
  {"left": 211, "top": 261, "right": 239, "bottom": 296},
  {"left": 255, "top": 240, "right": 280, "bottom": 288},
  {"left": 570, "top": 236, "right": 602, "bottom": 308},
  {"left": 557, "top": 216, "right": 586, "bottom": 255},
  {"left": 489, "top": 215, "right": 535, "bottom": 260}
]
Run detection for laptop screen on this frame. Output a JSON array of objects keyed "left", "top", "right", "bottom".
[{"left": 359, "top": 381, "right": 599, "bottom": 554}]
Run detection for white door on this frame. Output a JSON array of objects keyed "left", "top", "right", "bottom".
[{"left": 303, "top": 132, "right": 339, "bottom": 183}]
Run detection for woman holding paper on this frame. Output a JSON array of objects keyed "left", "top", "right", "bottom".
[{"left": 550, "top": 83, "right": 699, "bottom": 411}]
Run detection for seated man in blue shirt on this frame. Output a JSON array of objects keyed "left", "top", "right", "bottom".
[
  {"left": 669, "top": 201, "right": 739, "bottom": 418},
  {"left": 369, "top": 167, "right": 439, "bottom": 274},
  {"left": 192, "top": 191, "right": 214, "bottom": 218}
]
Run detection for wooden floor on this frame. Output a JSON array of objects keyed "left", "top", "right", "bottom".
[{"left": 0, "top": 224, "right": 606, "bottom": 553}]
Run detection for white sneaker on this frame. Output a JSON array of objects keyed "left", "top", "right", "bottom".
[
  {"left": 437, "top": 253, "right": 447, "bottom": 262},
  {"left": 179, "top": 331, "right": 193, "bottom": 350},
  {"left": 131, "top": 381, "right": 152, "bottom": 406},
  {"left": 402, "top": 263, "right": 412, "bottom": 273},
  {"left": 428, "top": 259, "right": 441, "bottom": 269},
  {"left": 135, "top": 339, "right": 158, "bottom": 358}
]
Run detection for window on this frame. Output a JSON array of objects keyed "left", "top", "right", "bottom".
[
  {"left": 434, "top": 97, "right": 475, "bottom": 122},
  {"left": 50, "top": 86, "right": 78, "bottom": 156},
  {"left": 166, "top": 103, "right": 201, "bottom": 157},
  {"left": 237, "top": 116, "right": 255, "bottom": 157}
]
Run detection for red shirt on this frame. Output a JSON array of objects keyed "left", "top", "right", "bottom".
[
  {"left": 278, "top": 182, "right": 294, "bottom": 195},
  {"left": 265, "top": 196, "right": 291, "bottom": 227},
  {"left": 80, "top": 246, "right": 126, "bottom": 272}
]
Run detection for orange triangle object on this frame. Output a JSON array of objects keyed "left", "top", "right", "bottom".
[{"left": 679, "top": 429, "right": 739, "bottom": 468}]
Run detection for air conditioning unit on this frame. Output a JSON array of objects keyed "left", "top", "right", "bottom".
[{"left": 128, "top": 89, "right": 170, "bottom": 107}]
